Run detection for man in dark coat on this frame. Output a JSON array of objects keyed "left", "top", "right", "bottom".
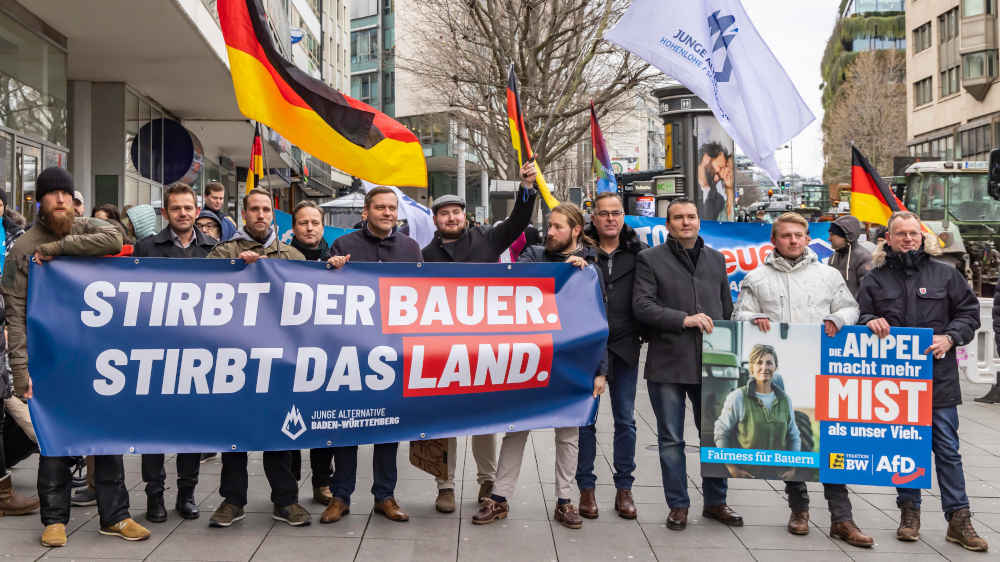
[
  {"left": 828, "top": 215, "right": 873, "bottom": 297},
  {"left": 632, "top": 198, "right": 742, "bottom": 531},
  {"left": 321, "top": 187, "right": 420, "bottom": 525},
  {"left": 575, "top": 192, "right": 646, "bottom": 521},
  {"left": 133, "top": 183, "right": 215, "bottom": 523},
  {"left": 420, "top": 160, "right": 539, "bottom": 514},
  {"left": 857, "top": 211, "right": 987, "bottom": 552}
]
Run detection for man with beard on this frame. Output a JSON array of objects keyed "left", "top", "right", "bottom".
[
  {"left": 203, "top": 182, "right": 237, "bottom": 241},
  {"left": 696, "top": 142, "right": 728, "bottom": 221},
  {"left": 858, "top": 211, "right": 986, "bottom": 552},
  {"left": 473, "top": 203, "right": 607, "bottom": 530},
  {"left": 2, "top": 167, "right": 149, "bottom": 547},
  {"left": 318, "top": 187, "right": 421, "bottom": 525},
  {"left": 206, "top": 188, "right": 309, "bottom": 528},
  {"left": 419, "top": 160, "right": 538, "bottom": 513},
  {"left": 575, "top": 192, "right": 646, "bottom": 520},
  {"left": 133, "top": 183, "right": 217, "bottom": 523}
]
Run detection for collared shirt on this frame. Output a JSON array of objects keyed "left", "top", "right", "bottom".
[{"left": 169, "top": 228, "right": 195, "bottom": 249}]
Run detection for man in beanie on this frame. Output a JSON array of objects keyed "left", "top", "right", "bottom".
[
  {"left": 419, "top": 160, "right": 539, "bottom": 513},
  {"left": 1, "top": 167, "right": 150, "bottom": 547},
  {"left": 828, "top": 215, "right": 873, "bottom": 297}
]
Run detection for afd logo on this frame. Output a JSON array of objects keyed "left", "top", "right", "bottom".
[
  {"left": 281, "top": 405, "right": 307, "bottom": 440},
  {"left": 707, "top": 10, "right": 738, "bottom": 83},
  {"left": 875, "top": 455, "right": 927, "bottom": 485}
]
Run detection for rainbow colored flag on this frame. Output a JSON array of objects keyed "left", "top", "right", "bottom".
[{"left": 590, "top": 103, "right": 617, "bottom": 194}]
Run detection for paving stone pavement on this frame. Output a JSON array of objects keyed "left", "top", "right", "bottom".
[{"left": 4, "top": 377, "right": 999, "bottom": 561}]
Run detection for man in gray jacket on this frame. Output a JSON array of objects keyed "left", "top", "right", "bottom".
[
  {"left": 734, "top": 212, "right": 872, "bottom": 548},
  {"left": 632, "top": 198, "right": 743, "bottom": 531}
]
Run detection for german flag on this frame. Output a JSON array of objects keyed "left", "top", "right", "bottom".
[
  {"left": 245, "top": 122, "right": 263, "bottom": 193},
  {"left": 218, "top": 0, "right": 426, "bottom": 187},
  {"left": 850, "top": 145, "right": 906, "bottom": 225},
  {"left": 506, "top": 64, "right": 559, "bottom": 210}
]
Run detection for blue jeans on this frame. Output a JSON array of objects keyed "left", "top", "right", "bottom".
[
  {"left": 647, "top": 381, "right": 727, "bottom": 508},
  {"left": 897, "top": 407, "right": 969, "bottom": 519},
  {"left": 330, "top": 442, "right": 399, "bottom": 505},
  {"left": 576, "top": 355, "right": 638, "bottom": 490}
]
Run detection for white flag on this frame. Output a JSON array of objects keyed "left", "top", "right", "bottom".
[
  {"left": 361, "top": 180, "right": 436, "bottom": 247},
  {"left": 605, "top": 0, "right": 814, "bottom": 181}
]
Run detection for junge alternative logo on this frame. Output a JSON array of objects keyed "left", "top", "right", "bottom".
[
  {"left": 281, "top": 405, "right": 307, "bottom": 440},
  {"left": 707, "top": 10, "right": 738, "bottom": 83}
]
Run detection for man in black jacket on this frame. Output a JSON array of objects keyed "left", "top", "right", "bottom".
[
  {"left": 421, "top": 160, "right": 539, "bottom": 513},
  {"left": 575, "top": 192, "right": 646, "bottom": 521},
  {"left": 473, "top": 203, "right": 606, "bottom": 530},
  {"left": 857, "top": 211, "right": 987, "bottom": 552},
  {"left": 320, "top": 187, "right": 420, "bottom": 525},
  {"left": 134, "top": 183, "right": 214, "bottom": 523},
  {"left": 632, "top": 198, "right": 743, "bottom": 531}
]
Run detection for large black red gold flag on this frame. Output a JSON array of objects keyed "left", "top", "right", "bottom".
[{"left": 218, "top": 0, "right": 426, "bottom": 187}]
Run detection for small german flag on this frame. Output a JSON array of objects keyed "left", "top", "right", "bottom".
[
  {"left": 506, "top": 64, "right": 559, "bottom": 210},
  {"left": 218, "top": 0, "right": 426, "bottom": 187},
  {"left": 851, "top": 145, "right": 932, "bottom": 233},
  {"left": 245, "top": 122, "right": 263, "bottom": 193}
]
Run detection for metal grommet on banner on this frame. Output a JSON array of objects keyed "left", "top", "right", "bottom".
[
  {"left": 230, "top": 444, "right": 237, "bottom": 450},
  {"left": 326, "top": 440, "right": 332, "bottom": 446},
  {"left": 508, "top": 425, "right": 514, "bottom": 431},
  {"left": 230, "top": 260, "right": 236, "bottom": 265},
  {"left": 133, "top": 259, "right": 140, "bottom": 265},
  {"left": 507, "top": 264, "right": 512, "bottom": 270},
  {"left": 128, "top": 446, "right": 135, "bottom": 453},
  {"left": 419, "top": 432, "right": 426, "bottom": 439},
  {"left": 416, "top": 262, "right": 422, "bottom": 268}
]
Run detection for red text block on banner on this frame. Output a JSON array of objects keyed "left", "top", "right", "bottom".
[
  {"left": 379, "top": 277, "right": 560, "bottom": 334},
  {"left": 402, "top": 334, "right": 553, "bottom": 397},
  {"left": 816, "top": 375, "right": 932, "bottom": 426}
]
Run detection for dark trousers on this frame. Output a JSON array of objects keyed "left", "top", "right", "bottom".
[
  {"left": 38, "top": 455, "right": 129, "bottom": 527},
  {"left": 577, "top": 355, "right": 638, "bottom": 490},
  {"left": 646, "top": 381, "right": 728, "bottom": 508},
  {"left": 897, "top": 406, "right": 969, "bottom": 519},
  {"left": 0, "top": 406, "right": 7, "bottom": 477},
  {"left": 330, "top": 442, "right": 398, "bottom": 505},
  {"left": 141, "top": 453, "right": 201, "bottom": 496},
  {"left": 785, "top": 481, "right": 853, "bottom": 523},
  {"left": 310, "top": 448, "right": 333, "bottom": 489},
  {"left": 219, "top": 451, "right": 299, "bottom": 507}
]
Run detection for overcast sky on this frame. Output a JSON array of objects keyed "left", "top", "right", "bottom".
[{"left": 741, "top": 0, "right": 840, "bottom": 179}]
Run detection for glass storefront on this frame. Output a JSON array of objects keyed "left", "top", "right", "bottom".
[{"left": 123, "top": 88, "right": 165, "bottom": 213}]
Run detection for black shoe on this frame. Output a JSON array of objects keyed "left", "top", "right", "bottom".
[
  {"left": 70, "top": 486, "right": 96, "bottom": 506},
  {"left": 145, "top": 494, "right": 168, "bottom": 523},
  {"left": 175, "top": 489, "right": 200, "bottom": 520},
  {"left": 974, "top": 383, "right": 1000, "bottom": 404}
]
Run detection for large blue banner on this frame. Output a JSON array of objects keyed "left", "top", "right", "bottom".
[
  {"left": 26, "top": 259, "right": 607, "bottom": 456},
  {"left": 625, "top": 216, "right": 833, "bottom": 300}
]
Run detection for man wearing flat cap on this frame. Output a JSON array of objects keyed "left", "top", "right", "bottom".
[{"left": 419, "top": 160, "right": 539, "bottom": 513}]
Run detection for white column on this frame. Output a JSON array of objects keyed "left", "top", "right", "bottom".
[
  {"left": 456, "top": 126, "right": 466, "bottom": 201},
  {"left": 480, "top": 168, "right": 489, "bottom": 220}
]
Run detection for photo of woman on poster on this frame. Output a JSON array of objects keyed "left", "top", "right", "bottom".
[{"left": 714, "top": 344, "right": 799, "bottom": 479}]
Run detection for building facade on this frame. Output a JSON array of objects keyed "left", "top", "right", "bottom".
[{"left": 907, "top": 0, "right": 1000, "bottom": 161}]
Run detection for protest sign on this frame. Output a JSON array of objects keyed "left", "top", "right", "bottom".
[
  {"left": 625, "top": 215, "right": 832, "bottom": 300},
  {"left": 26, "top": 259, "right": 607, "bottom": 456},
  {"left": 700, "top": 321, "right": 933, "bottom": 488}
]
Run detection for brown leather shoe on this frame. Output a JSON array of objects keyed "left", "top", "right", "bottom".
[
  {"left": 703, "top": 504, "right": 744, "bottom": 527},
  {"left": 373, "top": 497, "right": 409, "bottom": 522},
  {"left": 831, "top": 520, "right": 874, "bottom": 548},
  {"left": 946, "top": 508, "right": 989, "bottom": 552},
  {"left": 477, "top": 481, "right": 494, "bottom": 502},
  {"left": 788, "top": 510, "right": 810, "bottom": 535},
  {"left": 578, "top": 488, "right": 598, "bottom": 519},
  {"left": 472, "top": 497, "right": 508, "bottom": 525},
  {"left": 614, "top": 489, "right": 636, "bottom": 519},
  {"left": 897, "top": 503, "right": 921, "bottom": 541},
  {"left": 312, "top": 485, "right": 332, "bottom": 506},
  {"left": 435, "top": 489, "right": 456, "bottom": 513},
  {"left": 320, "top": 497, "right": 350, "bottom": 524},
  {"left": 554, "top": 502, "right": 583, "bottom": 529},
  {"left": 667, "top": 507, "right": 688, "bottom": 530}
]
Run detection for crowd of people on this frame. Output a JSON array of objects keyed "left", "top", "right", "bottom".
[{"left": 0, "top": 163, "right": 990, "bottom": 553}]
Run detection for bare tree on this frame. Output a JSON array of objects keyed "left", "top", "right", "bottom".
[
  {"left": 397, "top": 0, "right": 657, "bottom": 194},
  {"left": 822, "top": 50, "right": 906, "bottom": 186}
]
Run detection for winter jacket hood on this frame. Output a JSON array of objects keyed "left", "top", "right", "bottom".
[{"left": 832, "top": 215, "right": 864, "bottom": 243}]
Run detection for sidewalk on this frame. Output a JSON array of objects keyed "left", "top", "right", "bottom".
[{"left": 3, "top": 377, "right": 999, "bottom": 561}]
